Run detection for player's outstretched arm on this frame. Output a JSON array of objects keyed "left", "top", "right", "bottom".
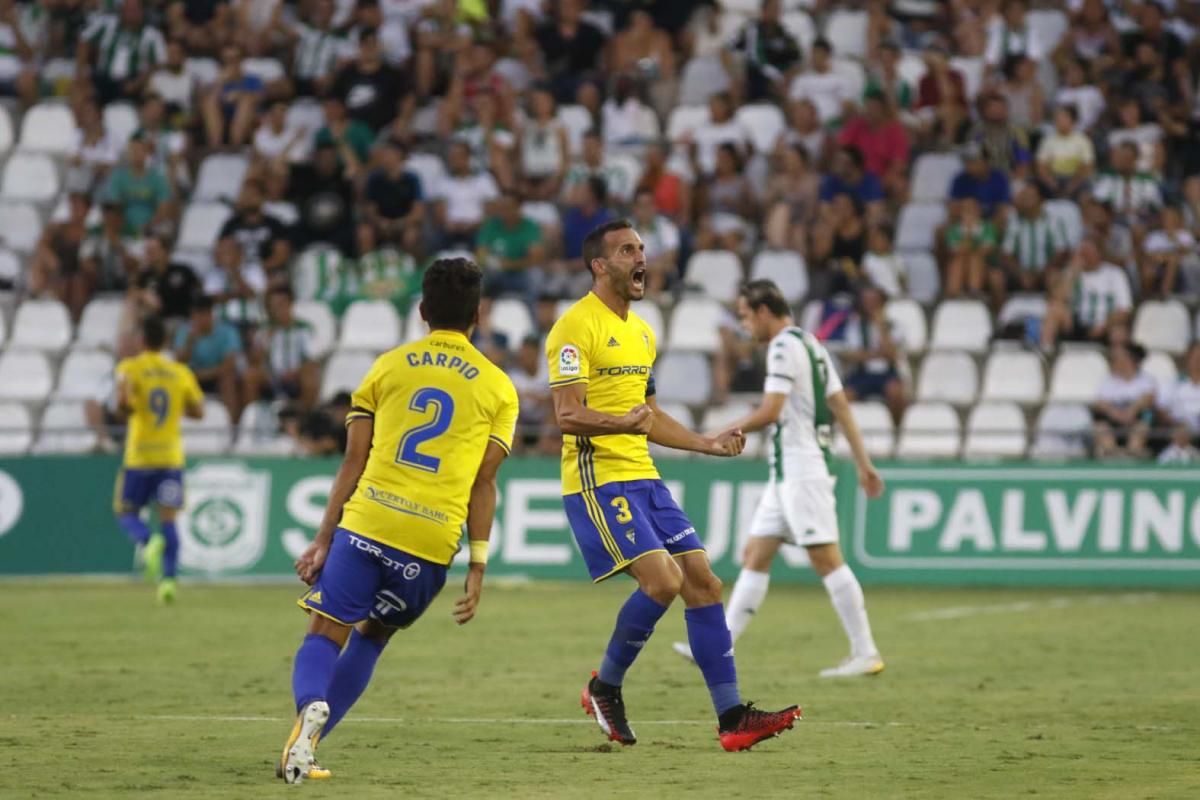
[
  {"left": 296, "top": 417, "right": 374, "bottom": 584},
  {"left": 828, "top": 390, "right": 884, "bottom": 498},
  {"left": 552, "top": 383, "right": 655, "bottom": 437},
  {"left": 717, "top": 393, "right": 787, "bottom": 436},
  {"left": 645, "top": 396, "right": 746, "bottom": 457},
  {"left": 454, "top": 440, "right": 510, "bottom": 626}
]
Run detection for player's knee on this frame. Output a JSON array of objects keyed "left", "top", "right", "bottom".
[{"left": 640, "top": 571, "right": 683, "bottom": 604}]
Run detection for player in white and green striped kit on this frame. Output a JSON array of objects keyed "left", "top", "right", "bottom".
[{"left": 673, "top": 280, "right": 887, "bottom": 677}]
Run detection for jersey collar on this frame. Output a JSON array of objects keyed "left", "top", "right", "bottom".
[{"left": 428, "top": 328, "right": 470, "bottom": 342}]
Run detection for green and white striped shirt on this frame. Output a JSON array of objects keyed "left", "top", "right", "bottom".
[
  {"left": 1002, "top": 210, "right": 1069, "bottom": 272},
  {"left": 1091, "top": 171, "right": 1162, "bottom": 216},
  {"left": 83, "top": 16, "right": 165, "bottom": 82},
  {"left": 262, "top": 320, "right": 314, "bottom": 375},
  {"left": 291, "top": 22, "right": 354, "bottom": 81}
]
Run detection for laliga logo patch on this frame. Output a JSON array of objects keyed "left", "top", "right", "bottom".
[
  {"left": 403, "top": 561, "right": 422, "bottom": 580},
  {"left": 559, "top": 344, "right": 581, "bottom": 376}
]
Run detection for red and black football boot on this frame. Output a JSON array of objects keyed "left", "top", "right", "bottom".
[
  {"left": 717, "top": 702, "right": 803, "bottom": 752},
  {"left": 580, "top": 671, "right": 637, "bottom": 745}
]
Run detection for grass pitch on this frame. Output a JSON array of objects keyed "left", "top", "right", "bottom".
[{"left": 2, "top": 579, "right": 1197, "bottom": 799}]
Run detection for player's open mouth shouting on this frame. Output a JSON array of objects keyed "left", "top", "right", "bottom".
[{"left": 631, "top": 266, "right": 647, "bottom": 294}]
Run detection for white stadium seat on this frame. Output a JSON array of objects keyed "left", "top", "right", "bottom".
[
  {"left": 649, "top": 401, "right": 693, "bottom": 460},
  {"left": 781, "top": 11, "right": 817, "bottom": 55},
  {"left": 885, "top": 298, "right": 927, "bottom": 353},
  {"left": 0, "top": 247, "right": 18, "bottom": 292},
  {"left": 1, "top": 152, "right": 59, "bottom": 203},
  {"left": 293, "top": 300, "right": 337, "bottom": 360},
  {"left": 490, "top": 298, "right": 534, "bottom": 349},
  {"left": 917, "top": 350, "right": 978, "bottom": 405},
  {"left": 1133, "top": 300, "right": 1190, "bottom": 355},
  {"left": 667, "top": 296, "right": 728, "bottom": 352},
  {"left": 899, "top": 251, "right": 940, "bottom": 304},
  {"left": 339, "top": 300, "right": 402, "bottom": 352},
  {"left": 33, "top": 401, "right": 96, "bottom": 454},
  {"left": 963, "top": 401, "right": 1027, "bottom": 459},
  {"left": 897, "top": 52, "right": 927, "bottom": 87},
  {"left": 0, "top": 350, "right": 53, "bottom": 401},
  {"left": 405, "top": 153, "right": 446, "bottom": 196},
  {"left": 750, "top": 250, "right": 808, "bottom": 302},
  {"left": 654, "top": 351, "right": 713, "bottom": 406},
  {"left": 735, "top": 103, "right": 786, "bottom": 154},
  {"left": 521, "top": 201, "right": 561, "bottom": 231},
  {"left": 0, "top": 402, "right": 32, "bottom": 455},
  {"left": 631, "top": 301, "right": 665, "bottom": 347},
  {"left": 700, "top": 402, "right": 761, "bottom": 458},
  {"left": 178, "top": 202, "right": 233, "bottom": 251},
  {"left": 686, "top": 250, "right": 743, "bottom": 303},
  {"left": 949, "top": 56, "right": 984, "bottom": 100},
  {"left": 910, "top": 153, "right": 962, "bottom": 203},
  {"left": 0, "top": 202, "right": 44, "bottom": 252},
  {"left": 824, "top": 9, "right": 868, "bottom": 59},
  {"left": 1044, "top": 200, "right": 1083, "bottom": 247},
  {"left": 1031, "top": 403, "right": 1092, "bottom": 460},
  {"left": 234, "top": 401, "right": 297, "bottom": 456},
  {"left": 930, "top": 299, "right": 991, "bottom": 353},
  {"left": 291, "top": 246, "right": 341, "bottom": 302},
  {"left": 76, "top": 297, "right": 125, "bottom": 351},
  {"left": 897, "top": 402, "right": 961, "bottom": 460},
  {"left": 241, "top": 57, "right": 286, "bottom": 83},
  {"left": 193, "top": 153, "right": 250, "bottom": 203},
  {"left": 18, "top": 102, "right": 76, "bottom": 154},
  {"left": 896, "top": 203, "right": 947, "bottom": 251},
  {"left": 835, "top": 401, "right": 894, "bottom": 459},
  {"left": 1142, "top": 350, "right": 1177, "bottom": 387},
  {"left": 980, "top": 350, "right": 1044, "bottom": 404},
  {"left": 1028, "top": 9, "right": 1069, "bottom": 51},
  {"left": 667, "top": 105, "right": 711, "bottom": 142},
  {"left": 831, "top": 58, "right": 866, "bottom": 102},
  {"left": 102, "top": 102, "right": 139, "bottom": 148},
  {"left": 998, "top": 293, "right": 1047, "bottom": 327},
  {"left": 320, "top": 350, "right": 376, "bottom": 401},
  {"left": 557, "top": 104, "right": 594, "bottom": 156},
  {"left": 11, "top": 299, "right": 72, "bottom": 353},
  {"left": 1048, "top": 350, "right": 1108, "bottom": 403},
  {"left": 678, "top": 57, "right": 732, "bottom": 107},
  {"left": 183, "top": 399, "right": 232, "bottom": 455},
  {"left": 0, "top": 105, "right": 14, "bottom": 155},
  {"left": 186, "top": 57, "right": 219, "bottom": 86},
  {"left": 285, "top": 99, "right": 325, "bottom": 139},
  {"left": 56, "top": 350, "right": 115, "bottom": 401},
  {"left": 405, "top": 299, "right": 430, "bottom": 342}
]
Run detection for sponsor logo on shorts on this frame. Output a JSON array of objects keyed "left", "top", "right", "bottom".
[
  {"left": 307, "top": 590, "right": 322, "bottom": 605},
  {"left": 372, "top": 589, "right": 409, "bottom": 619},
  {"left": 558, "top": 345, "right": 581, "bottom": 376},
  {"left": 348, "top": 533, "right": 421, "bottom": 574},
  {"left": 624, "top": 529, "right": 636, "bottom": 544},
  {"left": 664, "top": 527, "right": 696, "bottom": 545}
]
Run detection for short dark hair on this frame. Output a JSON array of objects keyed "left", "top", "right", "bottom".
[
  {"left": 193, "top": 294, "right": 216, "bottom": 312},
  {"left": 739, "top": 280, "right": 791, "bottom": 317},
  {"left": 582, "top": 219, "right": 635, "bottom": 277},
  {"left": 812, "top": 37, "right": 832, "bottom": 53},
  {"left": 142, "top": 315, "right": 167, "bottom": 349},
  {"left": 422, "top": 257, "right": 482, "bottom": 331},
  {"left": 1058, "top": 104, "right": 1078, "bottom": 123},
  {"left": 268, "top": 285, "right": 294, "bottom": 302}
]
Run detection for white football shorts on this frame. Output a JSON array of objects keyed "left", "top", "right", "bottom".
[{"left": 747, "top": 477, "right": 839, "bottom": 547}]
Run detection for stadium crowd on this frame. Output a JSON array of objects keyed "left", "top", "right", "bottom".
[{"left": 0, "top": 0, "right": 1199, "bottom": 462}]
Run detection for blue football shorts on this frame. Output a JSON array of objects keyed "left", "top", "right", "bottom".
[
  {"left": 563, "top": 478, "right": 705, "bottom": 582},
  {"left": 113, "top": 468, "right": 184, "bottom": 513},
  {"left": 298, "top": 528, "right": 448, "bottom": 629}
]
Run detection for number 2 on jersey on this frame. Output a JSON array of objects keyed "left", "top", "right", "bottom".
[
  {"left": 148, "top": 387, "right": 170, "bottom": 427},
  {"left": 396, "top": 387, "right": 456, "bottom": 473}
]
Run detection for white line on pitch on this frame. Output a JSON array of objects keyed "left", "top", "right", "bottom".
[
  {"left": 903, "top": 592, "right": 1160, "bottom": 622},
  {"left": 136, "top": 714, "right": 902, "bottom": 728}
]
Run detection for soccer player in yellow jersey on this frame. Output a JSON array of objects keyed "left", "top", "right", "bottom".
[
  {"left": 546, "top": 220, "right": 801, "bottom": 752},
  {"left": 113, "top": 316, "right": 204, "bottom": 604},
  {"left": 279, "top": 258, "right": 519, "bottom": 784}
]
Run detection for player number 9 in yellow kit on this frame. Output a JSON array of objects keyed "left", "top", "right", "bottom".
[{"left": 395, "top": 387, "right": 455, "bottom": 473}]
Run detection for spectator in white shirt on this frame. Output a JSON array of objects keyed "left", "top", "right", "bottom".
[
  {"left": 1035, "top": 105, "right": 1094, "bottom": 199},
  {"left": 1156, "top": 341, "right": 1200, "bottom": 462},
  {"left": 505, "top": 335, "right": 558, "bottom": 454},
  {"left": 1107, "top": 97, "right": 1164, "bottom": 176},
  {"left": 252, "top": 99, "right": 312, "bottom": 168},
  {"left": 434, "top": 140, "right": 500, "bottom": 248},
  {"left": 787, "top": 38, "right": 852, "bottom": 126},
  {"left": 1091, "top": 342, "right": 1156, "bottom": 459},
  {"left": 631, "top": 188, "right": 679, "bottom": 301},
  {"left": 1140, "top": 206, "right": 1199, "bottom": 297},
  {"left": 862, "top": 224, "right": 905, "bottom": 298},
  {"left": 984, "top": 0, "right": 1043, "bottom": 67},
  {"left": 1054, "top": 58, "right": 1105, "bottom": 132},
  {"left": 1040, "top": 239, "right": 1132, "bottom": 350},
  {"left": 685, "top": 91, "right": 748, "bottom": 177}
]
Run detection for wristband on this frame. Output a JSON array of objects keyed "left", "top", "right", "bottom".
[{"left": 469, "top": 540, "right": 489, "bottom": 565}]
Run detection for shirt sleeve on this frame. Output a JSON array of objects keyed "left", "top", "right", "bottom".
[
  {"left": 488, "top": 378, "right": 520, "bottom": 455},
  {"left": 763, "top": 337, "right": 796, "bottom": 395},
  {"left": 347, "top": 356, "right": 384, "bottom": 423},
  {"left": 545, "top": 317, "right": 590, "bottom": 388},
  {"left": 182, "top": 366, "right": 204, "bottom": 408},
  {"left": 820, "top": 342, "right": 844, "bottom": 397}
]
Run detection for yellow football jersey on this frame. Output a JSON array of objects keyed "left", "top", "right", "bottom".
[
  {"left": 545, "top": 291, "right": 659, "bottom": 495},
  {"left": 339, "top": 329, "right": 519, "bottom": 565},
  {"left": 116, "top": 351, "right": 204, "bottom": 469}
]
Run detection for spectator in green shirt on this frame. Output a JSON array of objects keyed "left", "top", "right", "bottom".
[
  {"left": 475, "top": 191, "right": 546, "bottom": 301},
  {"left": 944, "top": 196, "right": 997, "bottom": 297},
  {"left": 101, "top": 134, "right": 173, "bottom": 238},
  {"left": 315, "top": 95, "right": 373, "bottom": 178}
]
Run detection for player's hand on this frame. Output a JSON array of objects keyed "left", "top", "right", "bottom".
[
  {"left": 621, "top": 404, "right": 655, "bottom": 435},
  {"left": 858, "top": 464, "right": 885, "bottom": 499},
  {"left": 710, "top": 428, "right": 746, "bottom": 457},
  {"left": 295, "top": 539, "right": 329, "bottom": 585},
  {"left": 453, "top": 564, "right": 485, "bottom": 625}
]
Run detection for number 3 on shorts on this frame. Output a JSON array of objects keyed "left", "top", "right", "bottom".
[{"left": 610, "top": 496, "right": 633, "bottom": 523}]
